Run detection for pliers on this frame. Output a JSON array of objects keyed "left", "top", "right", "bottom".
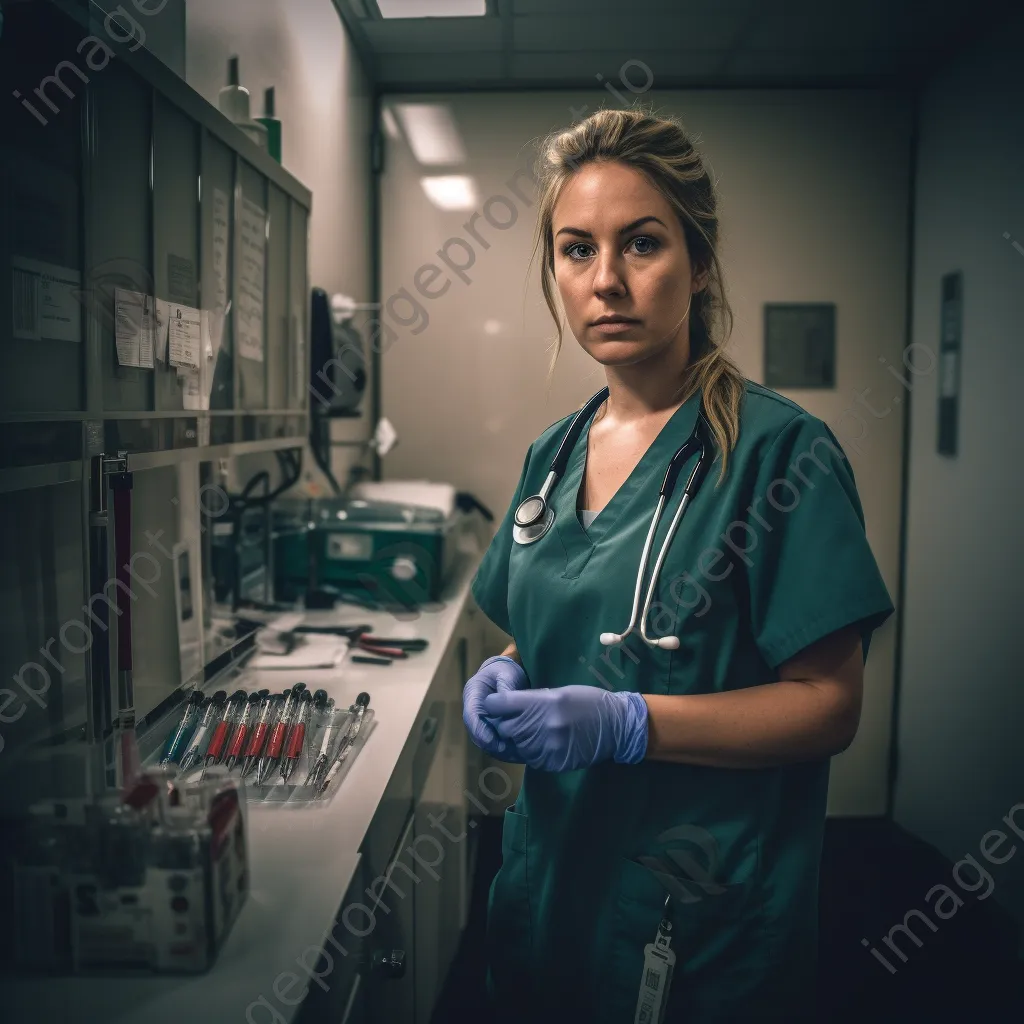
[{"left": 293, "top": 624, "right": 429, "bottom": 660}]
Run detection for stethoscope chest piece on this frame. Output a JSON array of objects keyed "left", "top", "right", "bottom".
[{"left": 512, "top": 496, "right": 554, "bottom": 545}]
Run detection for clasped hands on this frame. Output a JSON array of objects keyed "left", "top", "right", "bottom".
[{"left": 462, "top": 655, "right": 649, "bottom": 772}]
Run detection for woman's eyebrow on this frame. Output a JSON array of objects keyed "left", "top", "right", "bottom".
[{"left": 554, "top": 215, "right": 667, "bottom": 239}]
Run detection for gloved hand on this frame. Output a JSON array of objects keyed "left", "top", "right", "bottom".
[
  {"left": 481, "top": 685, "right": 649, "bottom": 772},
  {"left": 462, "top": 655, "right": 530, "bottom": 758}
]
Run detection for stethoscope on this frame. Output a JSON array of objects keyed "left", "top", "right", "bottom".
[{"left": 512, "top": 386, "right": 714, "bottom": 650}]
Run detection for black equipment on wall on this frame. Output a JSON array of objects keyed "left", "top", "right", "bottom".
[{"left": 309, "top": 286, "right": 367, "bottom": 417}]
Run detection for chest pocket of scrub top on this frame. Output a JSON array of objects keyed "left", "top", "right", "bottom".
[{"left": 596, "top": 851, "right": 766, "bottom": 1024}]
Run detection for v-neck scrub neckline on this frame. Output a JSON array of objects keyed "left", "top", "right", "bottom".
[{"left": 557, "top": 388, "right": 703, "bottom": 576}]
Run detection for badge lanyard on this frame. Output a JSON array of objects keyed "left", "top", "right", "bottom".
[{"left": 634, "top": 895, "right": 676, "bottom": 1024}]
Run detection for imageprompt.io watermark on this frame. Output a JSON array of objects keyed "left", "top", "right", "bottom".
[
  {"left": 861, "top": 798, "right": 1024, "bottom": 974},
  {"left": 309, "top": 59, "right": 656, "bottom": 413}
]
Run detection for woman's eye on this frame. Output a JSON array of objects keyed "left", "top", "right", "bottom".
[
  {"left": 564, "top": 242, "right": 593, "bottom": 260},
  {"left": 629, "top": 235, "right": 659, "bottom": 256}
]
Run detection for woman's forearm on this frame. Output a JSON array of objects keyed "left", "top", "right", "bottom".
[
  {"left": 641, "top": 679, "right": 858, "bottom": 769},
  {"left": 500, "top": 642, "right": 521, "bottom": 664}
]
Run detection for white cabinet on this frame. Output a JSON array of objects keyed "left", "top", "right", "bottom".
[
  {"left": 413, "top": 626, "right": 471, "bottom": 1021},
  {"left": 354, "top": 604, "right": 474, "bottom": 1024}
]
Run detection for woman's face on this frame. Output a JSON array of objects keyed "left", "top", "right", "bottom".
[{"left": 551, "top": 160, "right": 703, "bottom": 368}]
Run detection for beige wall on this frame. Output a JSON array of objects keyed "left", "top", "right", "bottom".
[
  {"left": 893, "top": 11, "right": 1024, "bottom": 936},
  {"left": 379, "top": 88, "right": 912, "bottom": 816}
]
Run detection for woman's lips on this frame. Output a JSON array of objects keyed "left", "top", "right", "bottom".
[{"left": 591, "top": 319, "right": 641, "bottom": 334}]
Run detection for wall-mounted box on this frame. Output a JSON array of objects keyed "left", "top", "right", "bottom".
[{"left": 764, "top": 302, "right": 836, "bottom": 390}]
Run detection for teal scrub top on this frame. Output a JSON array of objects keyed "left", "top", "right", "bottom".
[{"left": 471, "top": 380, "right": 894, "bottom": 1023}]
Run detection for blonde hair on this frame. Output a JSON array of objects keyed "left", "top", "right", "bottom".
[{"left": 530, "top": 106, "right": 744, "bottom": 482}]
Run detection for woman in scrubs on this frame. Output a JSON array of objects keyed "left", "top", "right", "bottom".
[{"left": 465, "top": 108, "right": 893, "bottom": 1023}]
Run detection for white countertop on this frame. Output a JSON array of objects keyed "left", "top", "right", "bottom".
[{"left": 8, "top": 558, "right": 478, "bottom": 1024}]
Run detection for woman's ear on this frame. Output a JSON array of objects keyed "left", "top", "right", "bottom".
[{"left": 692, "top": 268, "right": 710, "bottom": 293}]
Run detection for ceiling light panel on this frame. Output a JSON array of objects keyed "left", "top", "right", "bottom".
[
  {"left": 420, "top": 175, "right": 479, "bottom": 210},
  {"left": 394, "top": 103, "right": 467, "bottom": 165}
]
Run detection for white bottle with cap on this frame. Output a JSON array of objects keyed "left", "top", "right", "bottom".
[{"left": 217, "top": 56, "right": 269, "bottom": 152}]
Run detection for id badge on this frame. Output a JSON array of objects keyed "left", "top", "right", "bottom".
[{"left": 634, "top": 898, "right": 676, "bottom": 1024}]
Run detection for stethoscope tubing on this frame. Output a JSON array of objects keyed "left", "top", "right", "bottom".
[{"left": 513, "top": 387, "right": 713, "bottom": 648}]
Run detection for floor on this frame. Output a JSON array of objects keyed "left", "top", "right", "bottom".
[{"left": 432, "top": 815, "right": 1023, "bottom": 1023}]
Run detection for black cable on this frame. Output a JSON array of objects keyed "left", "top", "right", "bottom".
[
  {"left": 239, "top": 470, "right": 270, "bottom": 502},
  {"left": 309, "top": 417, "right": 343, "bottom": 496},
  {"left": 231, "top": 447, "right": 304, "bottom": 509}
]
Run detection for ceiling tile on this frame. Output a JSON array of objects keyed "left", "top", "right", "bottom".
[
  {"left": 744, "top": 0, "right": 963, "bottom": 51},
  {"left": 510, "top": 0, "right": 753, "bottom": 14},
  {"left": 512, "top": 13, "right": 748, "bottom": 52},
  {"left": 722, "top": 47, "right": 909, "bottom": 79},
  {"left": 377, "top": 52, "right": 507, "bottom": 84},
  {"left": 364, "top": 18, "right": 504, "bottom": 52},
  {"left": 510, "top": 49, "right": 726, "bottom": 82}
]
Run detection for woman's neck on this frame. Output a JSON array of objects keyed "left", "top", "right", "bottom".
[{"left": 599, "top": 343, "right": 694, "bottom": 424}]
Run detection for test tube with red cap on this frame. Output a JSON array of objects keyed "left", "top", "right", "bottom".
[
  {"left": 256, "top": 683, "right": 306, "bottom": 785},
  {"left": 281, "top": 690, "right": 314, "bottom": 782},
  {"left": 225, "top": 690, "right": 266, "bottom": 771},
  {"left": 160, "top": 691, "right": 204, "bottom": 765},
  {"left": 242, "top": 691, "right": 280, "bottom": 778},
  {"left": 178, "top": 691, "right": 226, "bottom": 774},
  {"left": 205, "top": 690, "right": 247, "bottom": 769}
]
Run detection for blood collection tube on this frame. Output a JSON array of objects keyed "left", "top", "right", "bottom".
[
  {"left": 241, "top": 691, "right": 279, "bottom": 778},
  {"left": 319, "top": 691, "right": 370, "bottom": 796},
  {"left": 160, "top": 691, "right": 204, "bottom": 764},
  {"left": 256, "top": 684, "right": 305, "bottom": 785},
  {"left": 178, "top": 691, "right": 226, "bottom": 774},
  {"left": 225, "top": 690, "right": 264, "bottom": 771},
  {"left": 205, "top": 690, "right": 247, "bottom": 768},
  {"left": 281, "top": 690, "right": 314, "bottom": 782},
  {"left": 303, "top": 697, "right": 337, "bottom": 789}
]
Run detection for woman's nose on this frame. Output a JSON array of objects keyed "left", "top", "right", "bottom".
[{"left": 592, "top": 251, "right": 626, "bottom": 296}]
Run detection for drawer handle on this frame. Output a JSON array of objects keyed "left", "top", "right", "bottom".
[{"left": 421, "top": 717, "right": 439, "bottom": 744}]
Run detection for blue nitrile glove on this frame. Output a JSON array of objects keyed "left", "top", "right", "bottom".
[
  {"left": 462, "top": 655, "right": 530, "bottom": 758},
  {"left": 481, "top": 685, "right": 649, "bottom": 772}
]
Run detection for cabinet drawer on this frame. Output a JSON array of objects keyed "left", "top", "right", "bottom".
[{"left": 295, "top": 859, "right": 367, "bottom": 1024}]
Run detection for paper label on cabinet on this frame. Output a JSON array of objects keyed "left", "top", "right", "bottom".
[
  {"left": 237, "top": 197, "right": 266, "bottom": 363},
  {"left": 212, "top": 188, "right": 230, "bottom": 313},
  {"left": 168, "top": 303, "right": 201, "bottom": 369},
  {"left": 11, "top": 255, "right": 82, "bottom": 343},
  {"left": 114, "top": 288, "right": 155, "bottom": 368}
]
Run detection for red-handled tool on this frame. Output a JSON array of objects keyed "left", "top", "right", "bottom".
[
  {"left": 225, "top": 690, "right": 265, "bottom": 771},
  {"left": 355, "top": 640, "right": 408, "bottom": 659}
]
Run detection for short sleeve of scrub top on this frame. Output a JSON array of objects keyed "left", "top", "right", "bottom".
[
  {"left": 471, "top": 441, "right": 536, "bottom": 637},
  {"left": 739, "top": 411, "right": 892, "bottom": 667}
]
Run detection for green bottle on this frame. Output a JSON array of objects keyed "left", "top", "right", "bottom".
[{"left": 255, "top": 86, "right": 283, "bottom": 164}]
